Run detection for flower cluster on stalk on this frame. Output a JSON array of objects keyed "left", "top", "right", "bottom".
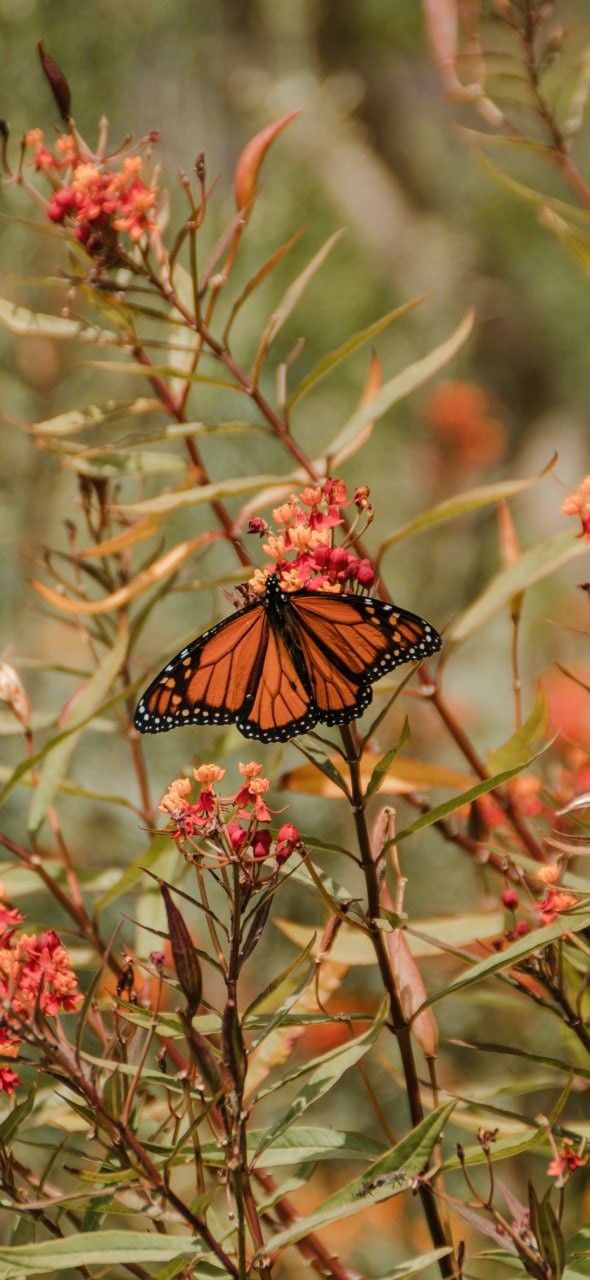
[
  {"left": 25, "top": 127, "right": 161, "bottom": 258},
  {"left": 247, "top": 477, "right": 374, "bottom": 596},
  {"left": 160, "top": 763, "right": 301, "bottom": 879},
  {"left": 0, "top": 892, "right": 82, "bottom": 1094}
]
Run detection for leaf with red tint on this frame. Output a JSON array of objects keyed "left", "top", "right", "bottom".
[{"left": 234, "top": 110, "right": 301, "bottom": 212}]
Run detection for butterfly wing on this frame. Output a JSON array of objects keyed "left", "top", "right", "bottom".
[
  {"left": 134, "top": 598, "right": 319, "bottom": 742},
  {"left": 289, "top": 591, "right": 441, "bottom": 726},
  {"left": 134, "top": 602, "right": 268, "bottom": 733},
  {"left": 236, "top": 626, "right": 319, "bottom": 742}
]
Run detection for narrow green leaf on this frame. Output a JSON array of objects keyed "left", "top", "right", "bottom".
[
  {"left": 450, "top": 529, "right": 590, "bottom": 643},
  {"left": 0, "top": 1091, "right": 35, "bottom": 1145},
  {"left": 373, "top": 1249, "right": 454, "bottom": 1278},
  {"left": 421, "top": 909, "right": 590, "bottom": 1010},
  {"left": 318, "top": 310, "right": 474, "bottom": 467},
  {"left": 0, "top": 1231, "right": 203, "bottom": 1276},
  {"left": 378, "top": 473, "right": 549, "bottom": 559},
  {"left": 114, "top": 472, "right": 296, "bottom": 518},
  {"left": 256, "top": 229, "right": 344, "bottom": 358},
  {"left": 63, "top": 448, "right": 186, "bottom": 479},
  {"left": 245, "top": 937, "right": 315, "bottom": 1018},
  {"left": 223, "top": 225, "right": 306, "bottom": 344},
  {"left": 289, "top": 297, "right": 424, "bottom": 411},
  {"left": 0, "top": 297, "right": 115, "bottom": 343},
  {"left": 261, "top": 1103, "right": 455, "bottom": 1252},
  {"left": 200, "top": 1127, "right": 386, "bottom": 1167},
  {"left": 29, "top": 398, "right": 159, "bottom": 438},
  {"left": 27, "top": 624, "right": 129, "bottom": 834},
  {"left": 393, "top": 752, "right": 550, "bottom": 845},
  {"left": 94, "top": 834, "right": 171, "bottom": 913},
  {"left": 366, "top": 717, "right": 410, "bottom": 799},
  {"left": 486, "top": 688, "right": 550, "bottom": 775},
  {"left": 84, "top": 360, "right": 237, "bottom": 391},
  {"left": 252, "top": 997, "right": 389, "bottom": 1136},
  {"left": 450, "top": 1038, "right": 590, "bottom": 1082}
]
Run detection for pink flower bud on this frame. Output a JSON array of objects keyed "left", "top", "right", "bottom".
[
  {"left": 226, "top": 821, "right": 247, "bottom": 853},
  {"left": 275, "top": 822, "right": 300, "bottom": 864},
  {"left": 247, "top": 517, "right": 269, "bottom": 536},
  {"left": 515, "top": 920, "right": 530, "bottom": 937},
  {"left": 329, "top": 547, "right": 351, "bottom": 574},
  {"left": 355, "top": 558, "right": 375, "bottom": 586},
  {"left": 501, "top": 888, "right": 519, "bottom": 910},
  {"left": 251, "top": 829, "right": 272, "bottom": 860}
]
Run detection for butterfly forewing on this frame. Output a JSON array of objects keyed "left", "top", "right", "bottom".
[{"left": 134, "top": 603, "right": 266, "bottom": 733}]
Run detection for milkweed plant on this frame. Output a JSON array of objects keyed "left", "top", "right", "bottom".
[{"left": 0, "top": 17, "right": 589, "bottom": 1279}]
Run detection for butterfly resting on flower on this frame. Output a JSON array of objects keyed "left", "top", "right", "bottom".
[{"left": 134, "top": 573, "right": 441, "bottom": 744}]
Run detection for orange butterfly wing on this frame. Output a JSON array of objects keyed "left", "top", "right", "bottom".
[
  {"left": 134, "top": 603, "right": 267, "bottom": 733},
  {"left": 289, "top": 591, "right": 441, "bottom": 726}
]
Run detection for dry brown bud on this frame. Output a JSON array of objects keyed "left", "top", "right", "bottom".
[{"left": 0, "top": 663, "right": 31, "bottom": 729}]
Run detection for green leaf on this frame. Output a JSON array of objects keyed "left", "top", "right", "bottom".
[
  {"left": 365, "top": 717, "right": 410, "bottom": 799},
  {"left": 255, "top": 230, "right": 344, "bottom": 361},
  {"left": 486, "top": 688, "right": 550, "bottom": 775},
  {"left": 114, "top": 471, "right": 297, "bottom": 518},
  {"left": 289, "top": 297, "right": 424, "bottom": 411},
  {"left": 377, "top": 472, "right": 550, "bottom": 559},
  {"left": 0, "top": 1091, "right": 35, "bottom": 1145},
  {"left": 200, "top": 1127, "right": 386, "bottom": 1167},
  {"left": 450, "top": 529, "right": 590, "bottom": 643},
  {"left": 0, "top": 298, "right": 116, "bottom": 344},
  {"left": 0, "top": 1231, "right": 204, "bottom": 1276},
  {"left": 29, "top": 398, "right": 159, "bottom": 437},
  {"left": 261, "top": 1103, "right": 455, "bottom": 1252},
  {"left": 245, "top": 936, "right": 316, "bottom": 1018},
  {"left": 94, "top": 833, "right": 172, "bottom": 913},
  {"left": 373, "top": 1249, "right": 454, "bottom": 1278},
  {"left": 393, "top": 751, "right": 550, "bottom": 845},
  {"left": 318, "top": 310, "right": 474, "bottom": 468},
  {"left": 252, "top": 998, "right": 389, "bottom": 1159},
  {"left": 449, "top": 1038, "right": 590, "bottom": 1082},
  {"left": 421, "top": 909, "right": 590, "bottom": 1010},
  {"left": 63, "top": 447, "right": 186, "bottom": 479},
  {"left": 27, "top": 623, "right": 129, "bottom": 834},
  {"left": 223, "top": 225, "right": 306, "bottom": 344}
]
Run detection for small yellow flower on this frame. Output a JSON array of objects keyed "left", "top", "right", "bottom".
[{"left": 239, "top": 762, "right": 263, "bottom": 780}]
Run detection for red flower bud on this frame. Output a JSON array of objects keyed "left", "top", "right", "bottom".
[
  {"left": 247, "top": 517, "right": 269, "bottom": 536},
  {"left": 515, "top": 920, "right": 530, "bottom": 937},
  {"left": 355, "top": 558, "right": 375, "bottom": 586},
  {"left": 226, "top": 821, "right": 247, "bottom": 853},
  {"left": 251, "top": 829, "right": 272, "bottom": 860},
  {"left": 275, "top": 822, "right": 300, "bottom": 864},
  {"left": 501, "top": 888, "right": 519, "bottom": 910},
  {"left": 37, "top": 41, "right": 72, "bottom": 122},
  {"left": 329, "top": 547, "right": 351, "bottom": 574}
]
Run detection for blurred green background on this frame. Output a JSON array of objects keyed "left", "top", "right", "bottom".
[{"left": 1, "top": 0, "right": 590, "bottom": 1271}]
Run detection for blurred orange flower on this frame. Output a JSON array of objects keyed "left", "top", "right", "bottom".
[{"left": 425, "top": 380, "right": 506, "bottom": 469}]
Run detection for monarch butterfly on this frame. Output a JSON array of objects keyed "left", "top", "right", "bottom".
[{"left": 134, "top": 574, "right": 441, "bottom": 744}]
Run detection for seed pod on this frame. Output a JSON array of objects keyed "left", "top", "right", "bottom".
[
  {"left": 161, "top": 883, "right": 202, "bottom": 1017},
  {"left": 37, "top": 41, "right": 71, "bottom": 121}
]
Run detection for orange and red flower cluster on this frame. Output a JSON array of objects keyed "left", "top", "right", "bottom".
[
  {"left": 160, "top": 762, "right": 301, "bottom": 869},
  {"left": 562, "top": 474, "right": 590, "bottom": 539},
  {"left": 546, "top": 1139, "right": 587, "bottom": 1187},
  {"left": 0, "top": 893, "right": 82, "bottom": 1094},
  {"left": 497, "top": 860, "right": 578, "bottom": 946},
  {"left": 247, "top": 477, "right": 374, "bottom": 596},
  {"left": 25, "top": 128, "right": 158, "bottom": 255}
]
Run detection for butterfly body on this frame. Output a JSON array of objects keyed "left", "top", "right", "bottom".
[{"left": 135, "top": 574, "right": 441, "bottom": 743}]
